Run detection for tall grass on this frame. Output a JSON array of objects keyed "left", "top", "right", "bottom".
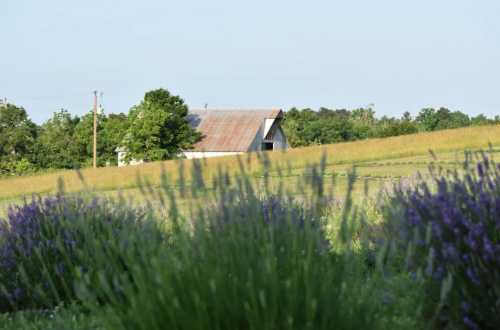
[
  {"left": 0, "top": 124, "right": 498, "bottom": 201},
  {"left": 70, "top": 155, "right": 423, "bottom": 330},
  {"left": 2, "top": 148, "right": 499, "bottom": 329}
]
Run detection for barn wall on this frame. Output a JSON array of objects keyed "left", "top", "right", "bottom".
[
  {"left": 247, "top": 123, "right": 266, "bottom": 151},
  {"left": 272, "top": 127, "right": 288, "bottom": 150},
  {"left": 183, "top": 151, "right": 243, "bottom": 159}
]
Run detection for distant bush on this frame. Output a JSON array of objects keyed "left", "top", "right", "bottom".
[
  {"left": 384, "top": 154, "right": 500, "bottom": 329},
  {"left": 0, "top": 158, "right": 37, "bottom": 177},
  {"left": 0, "top": 193, "right": 164, "bottom": 312}
]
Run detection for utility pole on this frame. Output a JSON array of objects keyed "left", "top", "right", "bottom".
[{"left": 93, "top": 91, "right": 98, "bottom": 169}]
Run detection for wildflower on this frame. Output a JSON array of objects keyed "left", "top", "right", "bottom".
[
  {"left": 463, "top": 316, "right": 479, "bottom": 330},
  {"left": 466, "top": 268, "right": 480, "bottom": 286}
]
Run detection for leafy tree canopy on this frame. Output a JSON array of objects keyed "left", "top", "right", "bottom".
[
  {"left": 100, "top": 113, "right": 129, "bottom": 165},
  {"left": 35, "top": 109, "right": 81, "bottom": 169},
  {"left": 124, "top": 89, "right": 201, "bottom": 162},
  {"left": 0, "top": 103, "right": 37, "bottom": 161}
]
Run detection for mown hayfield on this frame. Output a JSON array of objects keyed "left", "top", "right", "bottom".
[{"left": 0, "top": 124, "right": 499, "bottom": 210}]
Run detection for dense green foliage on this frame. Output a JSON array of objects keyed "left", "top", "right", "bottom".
[
  {"left": 71, "top": 112, "right": 129, "bottom": 167},
  {"left": 0, "top": 88, "right": 199, "bottom": 174},
  {"left": 0, "top": 104, "right": 38, "bottom": 175},
  {"left": 283, "top": 106, "right": 500, "bottom": 147},
  {"left": 124, "top": 89, "right": 201, "bottom": 162},
  {"left": 0, "top": 93, "right": 499, "bottom": 175},
  {"left": 34, "top": 110, "right": 81, "bottom": 169}
]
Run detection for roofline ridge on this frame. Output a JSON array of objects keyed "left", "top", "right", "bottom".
[{"left": 189, "top": 107, "right": 282, "bottom": 111}]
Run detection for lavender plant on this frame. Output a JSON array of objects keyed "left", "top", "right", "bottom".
[
  {"left": 81, "top": 160, "right": 422, "bottom": 330},
  {"left": 384, "top": 153, "right": 500, "bottom": 329},
  {"left": 0, "top": 193, "right": 163, "bottom": 312}
]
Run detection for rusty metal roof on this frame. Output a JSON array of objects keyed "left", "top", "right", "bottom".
[{"left": 187, "top": 109, "right": 283, "bottom": 152}]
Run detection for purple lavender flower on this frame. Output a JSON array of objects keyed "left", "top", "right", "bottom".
[
  {"left": 466, "top": 268, "right": 480, "bottom": 286},
  {"left": 385, "top": 155, "right": 500, "bottom": 328},
  {"left": 0, "top": 193, "right": 156, "bottom": 312},
  {"left": 477, "top": 163, "right": 484, "bottom": 177},
  {"left": 461, "top": 302, "right": 471, "bottom": 312},
  {"left": 463, "top": 316, "right": 479, "bottom": 330}
]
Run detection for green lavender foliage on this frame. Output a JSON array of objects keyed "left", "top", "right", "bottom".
[
  {"left": 0, "top": 191, "right": 165, "bottom": 312},
  {"left": 383, "top": 152, "right": 500, "bottom": 329},
  {"left": 76, "top": 155, "right": 423, "bottom": 330}
]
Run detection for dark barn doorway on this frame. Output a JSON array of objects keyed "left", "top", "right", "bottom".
[{"left": 262, "top": 142, "right": 273, "bottom": 151}]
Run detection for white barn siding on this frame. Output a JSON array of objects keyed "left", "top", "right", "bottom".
[
  {"left": 271, "top": 127, "right": 288, "bottom": 150},
  {"left": 183, "top": 151, "right": 243, "bottom": 159},
  {"left": 249, "top": 124, "right": 266, "bottom": 151}
]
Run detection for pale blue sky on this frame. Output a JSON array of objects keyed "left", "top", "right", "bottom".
[{"left": 1, "top": 0, "right": 499, "bottom": 123}]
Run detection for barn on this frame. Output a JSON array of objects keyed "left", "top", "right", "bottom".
[
  {"left": 117, "top": 108, "right": 288, "bottom": 166},
  {"left": 183, "top": 108, "right": 288, "bottom": 159}
]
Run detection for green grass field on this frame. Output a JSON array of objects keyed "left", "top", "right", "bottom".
[{"left": 0, "top": 124, "right": 499, "bottom": 213}]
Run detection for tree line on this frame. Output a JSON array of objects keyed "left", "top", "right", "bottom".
[
  {"left": 282, "top": 107, "right": 500, "bottom": 147},
  {"left": 0, "top": 88, "right": 499, "bottom": 176},
  {"left": 0, "top": 89, "right": 200, "bottom": 176}
]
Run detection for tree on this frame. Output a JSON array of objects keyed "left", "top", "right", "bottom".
[
  {"left": 372, "top": 116, "right": 418, "bottom": 137},
  {"left": 470, "top": 114, "right": 491, "bottom": 126},
  {"left": 35, "top": 109, "right": 81, "bottom": 169},
  {"left": 434, "top": 108, "right": 470, "bottom": 130},
  {"left": 282, "top": 108, "right": 356, "bottom": 147},
  {"left": 316, "top": 108, "right": 354, "bottom": 142},
  {"left": 416, "top": 108, "right": 439, "bottom": 131},
  {"left": 397, "top": 112, "right": 419, "bottom": 135},
  {"left": 282, "top": 108, "right": 320, "bottom": 147},
  {"left": 71, "top": 111, "right": 129, "bottom": 167},
  {"left": 100, "top": 113, "right": 129, "bottom": 165},
  {"left": 416, "top": 107, "right": 470, "bottom": 131},
  {"left": 350, "top": 107, "right": 376, "bottom": 139},
  {"left": 402, "top": 111, "right": 412, "bottom": 122},
  {"left": 73, "top": 111, "right": 106, "bottom": 167},
  {"left": 125, "top": 89, "right": 202, "bottom": 162},
  {"left": 0, "top": 103, "right": 38, "bottom": 163}
]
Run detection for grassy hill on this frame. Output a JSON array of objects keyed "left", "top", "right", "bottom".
[{"left": 0, "top": 124, "right": 499, "bottom": 209}]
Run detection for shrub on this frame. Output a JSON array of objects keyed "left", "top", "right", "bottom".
[
  {"left": 0, "top": 193, "right": 164, "bottom": 312},
  {"left": 384, "top": 154, "right": 500, "bottom": 329},
  {"left": 0, "top": 158, "right": 37, "bottom": 176}
]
